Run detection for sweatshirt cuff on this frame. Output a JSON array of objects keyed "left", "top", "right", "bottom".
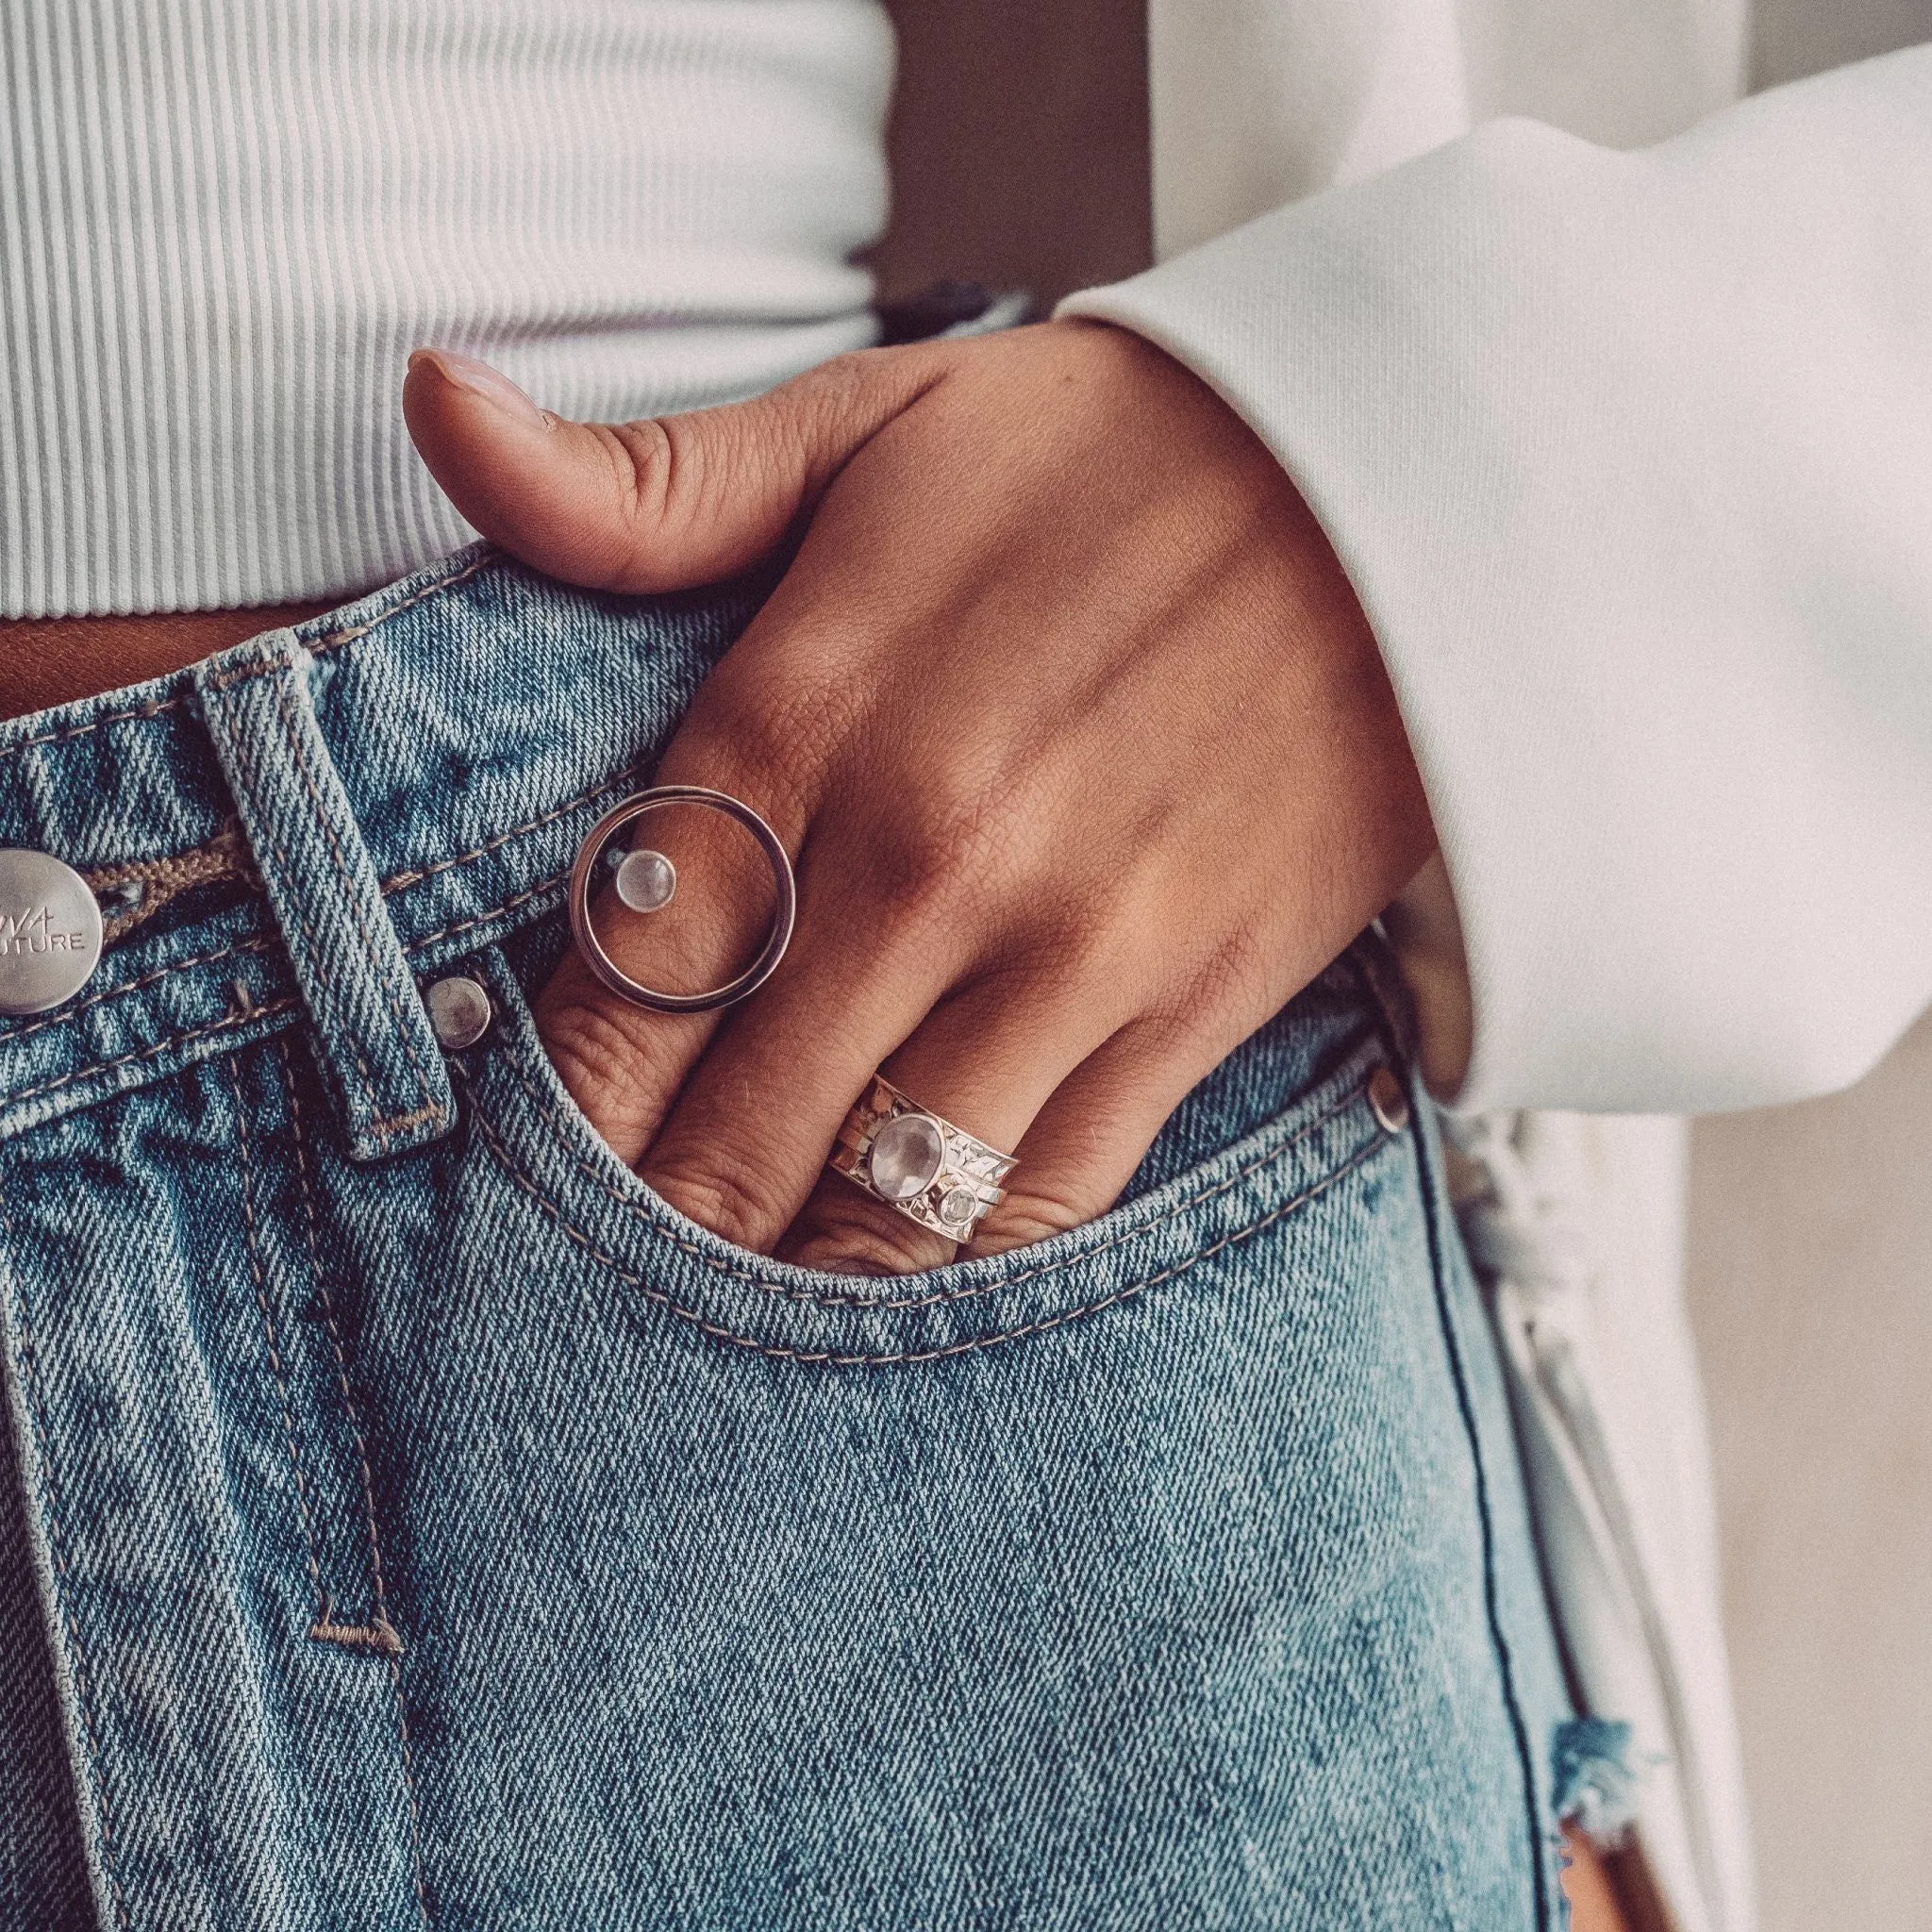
[{"left": 1058, "top": 74, "right": 1932, "bottom": 1112}]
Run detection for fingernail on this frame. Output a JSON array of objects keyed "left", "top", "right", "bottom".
[{"left": 409, "top": 348, "right": 548, "bottom": 429}]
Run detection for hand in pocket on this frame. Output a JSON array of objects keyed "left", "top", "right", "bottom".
[{"left": 404, "top": 321, "right": 1432, "bottom": 1273}]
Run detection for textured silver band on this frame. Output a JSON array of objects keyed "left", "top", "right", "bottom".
[{"left": 829, "top": 1074, "right": 1017, "bottom": 1243}]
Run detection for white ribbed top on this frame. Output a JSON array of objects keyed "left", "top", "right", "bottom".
[{"left": 0, "top": 1, "right": 891, "bottom": 616}]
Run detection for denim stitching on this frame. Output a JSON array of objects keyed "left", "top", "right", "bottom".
[
  {"left": 0, "top": 860, "right": 563, "bottom": 1076},
  {"left": 401, "top": 873, "right": 570, "bottom": 955},
  {"left": 5, "top": 1000, "right": 300, "bottom": 1110},
  {"left": 219, "top": 682, "right": 383, "bottom": 1110},
  {"left": 377, "top": 759, "right": 647, "bottom": 894},
  {"left": 273, "top": 672, "right": 441, "bottom": 1121},
  {"left": 278, "top": 1039, "right": 402, "bottom": 1642},
  {"left": 386, "top": 1650, "right": 435, "bottom": 1927},
  {"left": 0, "top": 693, "right": 189, "bottom": 763},
  {"left": 0, "top": 936, "right": 273, "bottom": 1046},
  {"left": 1, "top": 1005, "right": 465, "bottom": 1132},
  {"left": 200, "top": 650, "right": 296, "bottom": 694},
  {"left": 495, "top": 1047, "right": 1384, "bottom": 1311},
  {"left": 0, "top": 555, "right": 501, "bottom": 768},
  {"left": 88, "top": 825, "right": 258, "bottom": 944},
  {"left": 201, "top": 562, "right": 508, "bottom": 697},
  {"left": 275, "top": 1041, "right": 430, "bottom": 1924},
  {"left": 228, "top": 1055, "right": 332, "bottom": 1623},
  {"left": 2, "top": 1027, "right": 447, "bottom": 1148},
  {"left": 0, "top": 759, "right": 628, "bottom": 1061},
  {"left": 1409, "top": 1081, "right": 1553, "bottom": 1929},
  {"left": 468, "top": 1091, "right": 1391, "bottom": 1367},
  {"left": 360, "top": 1102, "right": 449, "bottom": 1141},
  {"left": 307, "top": 550, "right": 500, "bottom": 657},
  {"left": 0, "top": 549, "right": 533, "bottom": 1110},
  {"left": 0, "top": 1177, "right": 133, "bottom": 1929}
]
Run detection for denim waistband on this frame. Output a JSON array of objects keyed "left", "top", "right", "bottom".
[{"left": 0, "top": 543, "right": 768, "bottom": 1157}]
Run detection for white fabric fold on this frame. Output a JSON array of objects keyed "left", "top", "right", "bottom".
[{"left": 1062, "top": 46, "right": 1932, "bottom": 1115}]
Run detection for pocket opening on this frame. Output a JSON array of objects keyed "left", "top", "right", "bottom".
[{"left": 454, "top": 945, "right": 1410, "bottom": 1369}]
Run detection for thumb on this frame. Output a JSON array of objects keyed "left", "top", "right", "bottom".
[{"left": 403, "top": 346, "right": 941, "bottom": 594}]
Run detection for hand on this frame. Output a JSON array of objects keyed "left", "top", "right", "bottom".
[{"left": 403, "top": 321, "right": 1433, "bottom": 1273}]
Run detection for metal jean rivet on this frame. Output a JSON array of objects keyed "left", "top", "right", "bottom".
[
  {"left": 1368, "top": 1064, "right": 1411, "bottom": 1134},
  {"left": 425, "top": 974, "right": 492, "bottom": 1050},
  {"left": 0, "top": 850, "right": 104, "bottom": 1016}
]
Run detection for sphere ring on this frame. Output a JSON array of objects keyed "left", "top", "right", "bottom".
[{"left": 567, "top": 786, "right": 796, "bottom": 1014}]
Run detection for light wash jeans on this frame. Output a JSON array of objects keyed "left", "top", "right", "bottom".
[{"left": 0, "top": 545, "right": 1574, "bottom": 1929}]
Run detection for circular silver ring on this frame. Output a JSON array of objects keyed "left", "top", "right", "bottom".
[
  {"left": 568, "top": 786, "right": 796, "bottom": 1014},
  {"left": 829, "top": 1074, "right": 1018, "bottom": 1243}
]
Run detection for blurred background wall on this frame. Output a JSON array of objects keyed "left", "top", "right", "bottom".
[
  {"left": 875, "top": 4, "right": 1932, "bottom": 1925},
  {"left": 1690, "top": 1015, "right": 1932, "bottom": 1932}
]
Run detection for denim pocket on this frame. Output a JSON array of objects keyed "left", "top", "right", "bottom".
[{"left": 456, "top": 943, "right": 1409, "bottom": 1370}]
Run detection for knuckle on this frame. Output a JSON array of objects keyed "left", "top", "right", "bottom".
[
  {"left": 784, "top": 1192, "right": 952, "bottom": 1277},
  {"left": 1015, "top": 907, "right": 1136, "bottom": 991},
  {"left": 861, "top": 759, "right": 1025, "bottom": 922},
  {"left": 684, "top": 666, "right": 856, "bottom": 816},
  {"left": 1137, "top": 917, "right": 1269, "bottom": 1037},
  {"left": 601, "top": 418, "right": 681, "bottom": 534},
  {"left": 643, "top": 1142, "right": 792, "bottom": 1254},
  {"left": 535, "top": 995, "right": 673, "bottom": 1147},
  {"left": 792, "top": 347, "right": 875, "bottom": 411},
  {"left": 776, "top": 341, "right": 947, "bottom": 486},
  {"left": 1191, "top": 920, "right": 1272, "bottom": 1013},
  {"left": 791, "top": 347, "right": 895, "bottom": 430},
  {"left": 601, "top": 410, "right": 784, "bottom": 567},
  {"left": 968, "top": 1188, "right": 1083, "bottom": 1257}
]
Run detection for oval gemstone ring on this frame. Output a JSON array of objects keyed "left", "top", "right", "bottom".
[
  {"left": 829, "top": 1074, "right": 1018, "bottom": 1243},
  {"left": 567, "top": 786, "right": 796, "bottom": 1014}
]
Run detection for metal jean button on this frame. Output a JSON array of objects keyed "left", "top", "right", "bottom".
[
  {"left": 1367, "top": 1064, "right": 1411, "bottom": 1134},
  {"left": 0, "top": 850, "right": 103, "bottom": 1015},
  {"left": 425, "top": 974, "right": 493, "bottom": 1050}
]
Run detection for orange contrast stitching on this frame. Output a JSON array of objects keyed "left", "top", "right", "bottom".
[
  {"left": 272, "top": 674, "right": 440, "bottom": 1118},
  {"left": 377, "top": 760, "right": 646, "bottom": 895},
  {"left": 0, "top": 694, "right": 189, "bottom": 766},
  {"left": 0, "top": 938, "right": 272, "bottom": 1047},
  {"left": 400, "top": 872, "right": 569, "bottom": 957},
  {"left": 4, "top": 1001, "right": 299, "bottom": 1111},
  {"left": 0, "top": 766, "right": 630, "bottom": 1062},
  {"left": 386, "top": 1650, "right": 434, "bottom": 1926},
  {"left": 215, "top": 682, "right": 382, "bottom": 1111},
  {"left": 0, "top": 552, "right": 499, "bottom": 764},
  {"left": 306, "top": 551, "right": 498, "bottom": 657}
]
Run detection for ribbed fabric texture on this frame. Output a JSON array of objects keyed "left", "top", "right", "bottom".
[{"left": 0, "top": 1, "right": 891, "bottom": 616}]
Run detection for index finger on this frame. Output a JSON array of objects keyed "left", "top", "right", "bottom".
[{"left": 536, "top": 779, "right": 791, "bottom": 1164}]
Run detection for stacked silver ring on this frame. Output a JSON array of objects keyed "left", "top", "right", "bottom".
[{"left": 829, "top": 1074, "right": 1017, "bottom": 1243}]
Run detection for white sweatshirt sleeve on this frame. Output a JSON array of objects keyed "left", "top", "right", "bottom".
[{"left": 1058, "top": 46, "right": 1932, "bottom": 1115}]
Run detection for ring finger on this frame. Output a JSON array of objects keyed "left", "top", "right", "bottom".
[{"left": 767, "top": 970, "right": 1134, "bottom": 1274}]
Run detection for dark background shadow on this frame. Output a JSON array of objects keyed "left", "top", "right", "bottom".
[{"left": 869, "top": 0, "right": 1153, "bottom": 310}]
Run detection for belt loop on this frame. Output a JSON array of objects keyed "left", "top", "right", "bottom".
[{"left": 195, "top": 636, "right": 455, "bottom": 1160}]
